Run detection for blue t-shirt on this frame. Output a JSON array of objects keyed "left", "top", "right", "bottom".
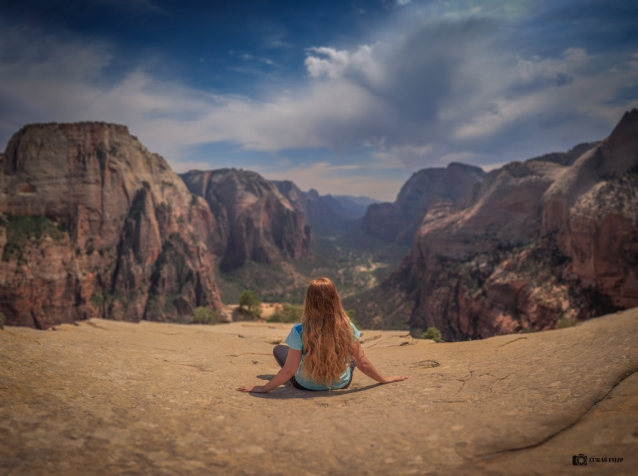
[{"left": 285, "top": 321, "right": 361, "bottom": 390}]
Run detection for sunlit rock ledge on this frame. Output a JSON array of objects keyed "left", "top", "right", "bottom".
[{"left": 1, "top": 308, "right": 636, "bottom": 475}]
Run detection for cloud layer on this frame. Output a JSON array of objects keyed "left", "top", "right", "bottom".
[{"left": 1, "top": 3, "right": 637, "bottom": 200}]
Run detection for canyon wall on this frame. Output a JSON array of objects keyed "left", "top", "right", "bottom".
[
  {"left": 361, "top": 162, "right": 485, "bottom": 243},
  {"left": 0, "top": 122, "right": 223, "bottom": 328},
  {"left": 181, "top": 169, "right": 311, "bottom": 272},
  {"left": 348, "top": 112, "right": 638, "bottom": 340}
]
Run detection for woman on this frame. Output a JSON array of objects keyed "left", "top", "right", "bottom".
[{"left": 236, "top": 277, "right": 408, "bottom": 393}]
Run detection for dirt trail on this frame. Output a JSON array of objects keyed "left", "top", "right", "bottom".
[{"left": 1, "top": 309, "right": 637, "bottom": 475}]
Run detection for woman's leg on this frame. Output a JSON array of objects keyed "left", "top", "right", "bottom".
[
  {"left": 273, "top": 345, "right": 289, "bottom": 367},
  {"left": 341, "top": 360, "right": 356, "bottom": 389},
  {"left": 272, "top": 345, "right": 313, "bottom": 390}
]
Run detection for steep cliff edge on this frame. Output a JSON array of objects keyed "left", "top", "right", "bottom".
[
  {"left": 361, "top": 162, "right": 485, "bottom": 243},
  {"left": 542, "top": 110, "right": 638, "bottom": 308},
  {"left": 348, "top": 111, "right": 638, "bottom": 339},
  {"left": 0, "top": 122, "right": 223, "bottom": 329},
  {"left": 181, "top": 169, "right": 311, "bottom": 272}
]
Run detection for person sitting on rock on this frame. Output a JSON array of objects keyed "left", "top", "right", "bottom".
[{"left": 237, "top": 277, "right": 408, "bottom": 393}]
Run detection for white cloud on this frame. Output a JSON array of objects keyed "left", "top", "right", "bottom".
[
  {"left": 452, "top": 48, "right": 638, "bottom": 143},
  {"left": 1, "top": 11, "right": 637, "bottom": 178},
  {"left": 305, "top": 47, "right": 350, "bottom": 79},
  {"left": 257, "top": 162, "right": 406, "bottom": 202}
]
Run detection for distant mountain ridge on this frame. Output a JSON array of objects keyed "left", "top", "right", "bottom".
[
  {"left": 362, "top": 162, "right": 486, "bottom": 244},
  {"left": 273, "top": 181, "right": 378, "bottom": 236},
  {"left": 330, "top": 194, "right": 378, "bottom": 218}
]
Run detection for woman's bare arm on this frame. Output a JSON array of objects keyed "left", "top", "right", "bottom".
[
  {"left": 350, "top": 342, "right": 408, "bottom": 384},
  {"left": 236, "top": 348, "right": 302, "bottom": 393}
]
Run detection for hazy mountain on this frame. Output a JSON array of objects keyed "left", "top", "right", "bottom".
[{"left": 272, "top": 181, "right": 378, "bottom": 236}]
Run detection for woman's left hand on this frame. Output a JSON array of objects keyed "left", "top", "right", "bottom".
[{"left": 236, "top": 385, "right": 267, "bottom": 393}]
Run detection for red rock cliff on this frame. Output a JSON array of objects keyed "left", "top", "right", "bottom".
[
  {"left": 362, "top": 162, "right": 485, "bottom": 244},
  {"left": 0, "top": 122, "right": 223, "bottom": 329},
  {"left": 181, "top": 169, "right": 311, "bottom": 272},
  {"left": 350, "top": 112, "right": 638, "bottom": 340}
]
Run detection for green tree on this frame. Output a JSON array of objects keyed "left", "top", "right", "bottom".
[
  {"left": 346, "top": 309, "right": 361, "bottom": 330},
  {"left": 190, "top": 307, "right": 219, "bottom": 325},
  {"left": 238, "top": 290, "right": 261, "bottom": 318},
  {"left": 422, "top": 327, "right": 444, "bottom": 343},
  {"left": 267, "top": 303, "right": 303, "bottom": 323}
]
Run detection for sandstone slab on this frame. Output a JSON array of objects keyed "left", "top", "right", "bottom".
[{"left": 0, "top": 308, "right": 636, "bottom": 475}]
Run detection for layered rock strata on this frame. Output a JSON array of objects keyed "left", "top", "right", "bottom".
[
  {"left": 362, "top": 162, "right": 485, "bottom": 243},
  {"left": 355, "top": 111, "right": 638, "bottom": 339},
  {"left": 181, "top": 169, "right": 311, "bottom": 272},
  {"left": 0, "top": 122, "right": 223, "bottom": 328}
]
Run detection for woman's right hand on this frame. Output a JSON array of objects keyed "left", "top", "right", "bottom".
[{"left": 382, "top": 375, "right": 409, "bottom": 384}]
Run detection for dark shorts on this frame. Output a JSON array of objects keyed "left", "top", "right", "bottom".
[{"left": 273, "top": 344, "right": 355, "bottom": 391}]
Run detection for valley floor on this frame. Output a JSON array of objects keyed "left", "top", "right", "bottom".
[
  {"left": 1, "top": 309, "right": 637, "bottom": 475},
  {"left": 215, "top": 233, "right": 410, "bottom": 305}
]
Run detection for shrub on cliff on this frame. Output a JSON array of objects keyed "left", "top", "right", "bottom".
[
  {"left": 190, "top": 307, "right": 219, "bottom": 325},
  {"left": 238, "top": 290, "right": 261, "bottom": 318},
  {"left": 1, "top": 216, "right": 66, "bottom": 262},
  {"left": 555, "top": 316, "right": 577, "bottom": 329},
  {"left": 422, "top": 327, "right": 444, "bottom": 343},
  {"left": 267, "top": 303, "right": 303, "bottom": 323},
  {"left": 346, "top": 309, "right": 361, "bottom": 330}
]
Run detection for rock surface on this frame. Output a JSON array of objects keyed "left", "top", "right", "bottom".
[
  {"left": 353, "top": 111, "right": 638, "bottom": 339},
  {"left": 0, "top": 122, "right": 223, "bottom": 328},
  {"left": 0, "top": 308, "right": 636, "bottom": 475},
  {"left": 181, "top": 169, "right": 311, "bottom": 272},
  {"left": 361, "top": 162, "right": 485, "bottom": 244}
]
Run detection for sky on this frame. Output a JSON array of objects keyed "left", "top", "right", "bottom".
[{"left": 1, "top": 0, "right": 637, "bottom": 201}]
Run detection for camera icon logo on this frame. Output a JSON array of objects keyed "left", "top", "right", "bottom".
[{"left": 572, "top": 454, "right": 588, "bottom": 466}]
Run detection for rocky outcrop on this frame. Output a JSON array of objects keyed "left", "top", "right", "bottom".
[
  {"left": 542, "top": 111, "right": 638, "bottom": 308},
  {"left": 273, "top": 181, "right": 375, "bottom": 236},
  {"left": 356, "top": 111, "right": 638, "bottom": 339},
  {"left": 362, "top": 162, "right": 485, "bottom": 243},
  {"left": 0, "top": 122, "right": 223, "bottom": 329},
  {"left": 181, "top": 169, "right": 311, "bottom": 272}
]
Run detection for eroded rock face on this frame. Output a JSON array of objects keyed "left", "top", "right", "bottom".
[
  {"left": 365, "top": 111, "right": 638, "bottom": 340},
  {"left": 542, "top": 110, "right": 638, "bottom": 309},
  {"left": 0, "top": 122, "right": 223, "bottom": 328},
  {"left": 181, "top": 169, "right": 311, "bottom": 272},
  {"left": 362, "top": 162, "right": 485, "bottom": 244}
]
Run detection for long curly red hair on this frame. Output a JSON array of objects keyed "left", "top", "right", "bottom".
[{"left": 300, "top": 277, "right": 355, "bottom": 386}]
